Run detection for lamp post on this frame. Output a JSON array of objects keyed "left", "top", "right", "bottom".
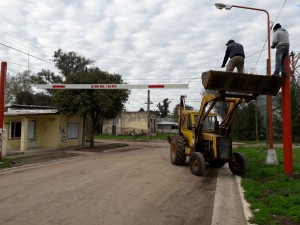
[{"left": 215, "top": 3, "right": 277, "bottom": 163}]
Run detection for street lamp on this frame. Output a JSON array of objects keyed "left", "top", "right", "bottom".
[
  {"left": 215, "top": 3, "right": 277, "bottom": 163},
  {"left": 215, "top": 3, "right": 232, "bottom": 10}
]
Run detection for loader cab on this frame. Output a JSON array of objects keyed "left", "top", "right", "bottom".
[
  {"left": 180, "top": 110, "right": 218, "bottom": 131},
  {"left": 180, "top": 111, "right": 194, "bottom": 131},
  {"left": 202, "top": 114, "right": 217, "bottom": 132}
]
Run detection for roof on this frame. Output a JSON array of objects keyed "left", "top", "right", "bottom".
[
  {"left": 5, "top": 104, "right": 59, "bottom": 116},
  {"left": 157, "top": 121, "right": 178, "bottom": 125},
  {"left": 5, "top": 109, "right": 59, "bottom": 116},
  {"left": 7, "top": 104, "right": 57, "bottom": 110}
]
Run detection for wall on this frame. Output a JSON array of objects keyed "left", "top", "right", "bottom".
[
  {"left": 3, "top": 113, "right": 83, "bottom": 152},
  {"left": 102, "top": 117, "right": 121, "bottom": 135},
  {"left": 38, "top": 116, "right": 59, "bottom": 148},
  {"left": 121, "top": 112, "right": 157, "bottom": 135},
  {"left": 57, "top": 114, "right": 83, "bottom": 148}
]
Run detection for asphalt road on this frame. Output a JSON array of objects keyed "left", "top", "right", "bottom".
[{"left": 0, "top": 141, "right": 247, "bottom": 225}]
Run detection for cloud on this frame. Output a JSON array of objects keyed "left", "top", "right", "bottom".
[{"left": 0, "top": 0, "right": 299, "bottom": 112}]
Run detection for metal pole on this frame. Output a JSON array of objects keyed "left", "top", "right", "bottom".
[
  {"left": 231, "top": 5, "right": 273, "bottom": 149},
  {"left": 0, "top": 62, "right": 7, "bottom": 160},
  {"left": 255, "top": 99, "right": 258, "bottom": 143},
  {"left": 147, "top": 90, "right": 150, "bottom": 138},
  {"left": 282, "top": 55, "right": 293, "bottom": 176}
]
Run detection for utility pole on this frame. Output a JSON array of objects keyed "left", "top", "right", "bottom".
[
  {"left": 255, "top": 99, "right": 258, "bottom": 143},
  {"left": 0, "top": 62, "right": 7, "bottom": 160},
  {"left": 145, "top": 90, "right": 153, "bottom": 138},
  {"left": 290, "top": 51, "right": 300, "bottom": 85}
]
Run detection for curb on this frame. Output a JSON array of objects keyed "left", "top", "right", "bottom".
[
  {"left": 211, "top": 166, "right": 252, "bottom": 225},
  {"left": 235, "top": 175, "right": 254, "bottom": 224}
]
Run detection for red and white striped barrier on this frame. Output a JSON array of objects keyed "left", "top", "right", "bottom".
[{"left": 35, "top": 83, "right": 189, "bottom": 89}]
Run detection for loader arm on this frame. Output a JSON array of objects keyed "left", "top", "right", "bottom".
[
  {"left": 194, "top": 93, "right": 220, "bottom": 148},
  {"left": 178, "top": 95, "right": 186, "bottom": 134},
  {"left": 220, "top": 98, "right": 242, "bottom": 127}
]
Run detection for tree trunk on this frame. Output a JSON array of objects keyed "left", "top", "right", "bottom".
[
  {"left": 89, "top": 125, "right": 95, "bottom": 148},
  {"left": 82, "top": 114, "right": 86, "bottom": 146}
]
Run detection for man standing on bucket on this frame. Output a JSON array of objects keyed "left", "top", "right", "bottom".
[
  {"left": 271, "top": 23, "right": 289, "bottom": 77},
  {"left": 221, "top": 39, "right": 245, "bottom": 73}
]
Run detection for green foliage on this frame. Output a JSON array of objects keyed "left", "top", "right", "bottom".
[
  {"left": 5, "top": 71, "right": 32, "bottom": 104},
  {"left": 5, "top": 70, "right": 52, "bottom": 106},
  {"left": 0, "top": 158, "right": 13, "bottom": 169},
  {"left": 172, "top": 103, "right": 194, "bottom": 121},
  {"left": 274, "top": 80, "right": 300, "bottom": 142},
  {"left": 156, "top": 98, "right": 171, "bottom": 118},
  {"left": 5, "top": 74, "right": 14, "bottom": 105},
  {"left": 95, "top": 133, "right": 173, "bottom": 140},
  {"left": 51, "top": 51, "right": 130, "bottom": 147},
  {"left": 231, "top": 101, "right": 263, "bottom": 141},
  {"left": 53, "top": 49, "right": 94, "bottom": 80},
  {"left": 237, "top": 146, "right": 300, "bottom": 225}
]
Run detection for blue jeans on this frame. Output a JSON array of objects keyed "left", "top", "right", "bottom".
[{"left": 274, "top": 46, "right": 289, "bottom": 76}]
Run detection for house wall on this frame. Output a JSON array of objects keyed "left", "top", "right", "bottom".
[
  {"left": 157, "top": 124, "right": 178, "bottom": 134},
  {"left": 57, "top": 114, "right": 83, "bottom": 148},
  {"left": 4, "top": 116, "right": 23, "bottom": 151},
  {"left": 3, "top": 113, "right": 83, "bottom": 153},
  {"left": 38, "top": 116, "right": 60, "bottom": 148},
  {"left": 121, "top": 112, "right": 157, "bottom": 135},
  {"left": 102, "top": 118, "right": 121, "bottom": 135}
]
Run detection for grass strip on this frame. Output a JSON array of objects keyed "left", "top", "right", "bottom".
[{"left": 237, "top": 146, "right": 300, "bottom": 225}]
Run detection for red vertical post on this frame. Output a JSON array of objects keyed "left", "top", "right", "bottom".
[
  {"left": 282, "top": 56, "right": 293, "bottom": 176},
  {"left": 0, "top": 62, "right": 7, "bottom": 160}
]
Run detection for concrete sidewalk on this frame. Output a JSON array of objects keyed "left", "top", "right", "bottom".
[{"left": 211, "top": 165, "right": 252, "bottom": 225}]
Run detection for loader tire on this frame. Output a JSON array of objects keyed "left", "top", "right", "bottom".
[
  {"left": 170, "top": 135, "right": 187, "bottom": 166},
  {"left": 189, "top": 152, "right": 206, "bottom": 176},
  {"left": 229, "top": 152, "right": 248, "bottom": 176}
]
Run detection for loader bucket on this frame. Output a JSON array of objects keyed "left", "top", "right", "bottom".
[{"left": 202, "top": 71, "right": 285, "bottom": 96}]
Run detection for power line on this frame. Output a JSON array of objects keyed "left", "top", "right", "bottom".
[
  {"left": 254, "top": 0, "right": 288, "bottom": 69},
  {"left": 0, "top": 42, "right": 54, "bottom": 65},
  {"left": 0, "top": 15, "right": 54, "bottom": 56}
]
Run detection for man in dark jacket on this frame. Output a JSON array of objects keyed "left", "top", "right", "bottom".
[
  {"left": 221, "top": 39, "right": 245, "bottom": 73},
  {"left": 271, "top": 23, "right": 289, "bottom": 77}
]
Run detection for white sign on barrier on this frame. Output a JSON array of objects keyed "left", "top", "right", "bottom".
[{"left": 35, "top": 83, "right": 189, "bottom": 90}]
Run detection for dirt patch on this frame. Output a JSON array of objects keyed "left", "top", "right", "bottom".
[
  {"left": 273, "top": 215, "right": 299, "bottom": 225},
  {"left": 75, "top": 143, "right": 129, "bottom": 152},
  {"left": 0, "top": 143, "right": 129, "bottom": 170}
]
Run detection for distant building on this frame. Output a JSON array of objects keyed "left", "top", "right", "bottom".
[
  {"left": 157, "top": 118, "right": 178, "bottom": 134},
  {"left": 101, "top": 111, "right": 157, "bottom": 136}
]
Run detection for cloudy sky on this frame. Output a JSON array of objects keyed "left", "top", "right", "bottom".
[{"left": 0, "top": 0, "right": 299, "bottom": 112}]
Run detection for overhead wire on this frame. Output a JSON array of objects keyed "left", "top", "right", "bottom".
[
  {"left": 0, "top": 42, "right": 54, "bottom": 65},
  {"left": 254, "top": 0, "right": 288, "bottom": 70}
]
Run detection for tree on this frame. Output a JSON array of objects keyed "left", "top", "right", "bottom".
[
  {"left": 172, "top": 103, "right": 194, "bottom": 121},
  {"left": 52, "top": 50, "right": 130, "bottom": 147},
  {"left": 138, "top": 108, "right": 145, "bottom": 112},
  {"left": 5, "top": 71, "right": 34, "bottom": 105},
  {"left": 5, "top": 74, "right": 15, "bottom": 105},
  {"left": 274, "top": 80, "right": 300, "bottom": 141},
  {"left": 157, "top": 98, "right": 171, "bottom": 118},
  {"left": 231, "top": 101, "right": 263, "bottom": 141},
  {"left": 30, "top": 69, "right": 63, "bottom": 85},
  {"left": 53, "top": 49, "right": 94, "bottom": 80},
  {"left": 5, "top": 70, "right": 56, "bottom": 106}
]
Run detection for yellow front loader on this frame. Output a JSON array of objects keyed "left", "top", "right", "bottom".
[{"left": 168, "top": 70, "right": 285, "bottom": 176}]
